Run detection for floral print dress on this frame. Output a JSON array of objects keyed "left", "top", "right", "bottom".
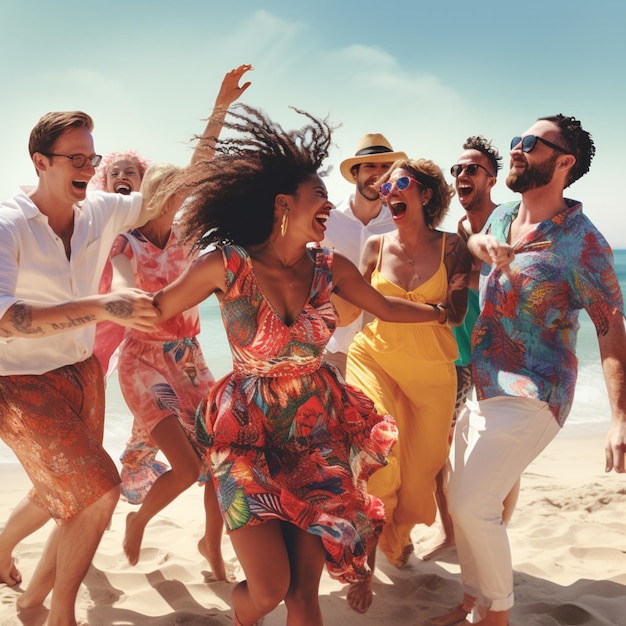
[{"left": 197, "top": 244, "right": 397, "bottom": 583}]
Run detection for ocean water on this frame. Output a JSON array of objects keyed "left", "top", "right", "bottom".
[{"left": 1, "top": 250, "right": 625, "bottom": 464}]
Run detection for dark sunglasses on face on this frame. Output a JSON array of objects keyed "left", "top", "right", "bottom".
[
  {"left": 450, "top": 163, "right": 494, "bottom": 178},
  {"left": 379, "top": 176, "right": 421, "bottom": 197},
  {"left": 510, "top": 135, "right": 571, "bottom": 155}
]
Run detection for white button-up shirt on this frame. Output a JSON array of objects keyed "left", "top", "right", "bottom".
[
  {"left": 322, "top": 193, "right": 395, "bottom": 355},
  {"left": 0, "top": 187, "right": 144, "bottom": 375}
]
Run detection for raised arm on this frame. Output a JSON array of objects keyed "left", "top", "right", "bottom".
[
  {"left": 332, "top": 253, "right": 443, "bottom": 324},
  {"left": 0, "top": 290, "right": 158, "bottom": 339},
  {"left": 191, "top": 64, "right": 253, "bottom": 165},
  {"left": 599, "top": 311, "right": 626, "bottom": 473},
  {"left": 136, "top": 65, "right": 254, "bottom": 227}
]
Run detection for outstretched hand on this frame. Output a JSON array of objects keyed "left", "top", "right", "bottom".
[
  {"left": 191, "top": 64, "right": 254, "bottom": 166},
  {"left": 468, "top": 233, "right": 514, "bottom": 270},
  {"left": 104, "top": 288, "right": 159, "bottom": 332},
  {"left": 214, "top": 64, "right": 253, "bottom": 109}
]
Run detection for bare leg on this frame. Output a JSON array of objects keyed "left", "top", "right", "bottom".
[
  {"left": 0, "top": 496, "right": 50, "bottom": 585},
  {"left": 17, "top": 485, "right": 119, "bottom": 626},
  {"left": 346, "top": 538, "right": 376, "bottom": 614},
  {"left": 282, "top": 523, "right": 326, "bottom": 626},
  {"left": 421, "top": 464, "right": 456, "bottom": 560},
  {"left": 197, "top": 480, "right": 226, "bottom": 580},
  {"left": 124, "top": 415, "right": 202, "bottom": 565},
  {"left": 229, "top": 521, "right": 291, "bottom": 625}
]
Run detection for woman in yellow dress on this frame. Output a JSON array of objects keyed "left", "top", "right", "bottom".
[{"left": 346, "top": 159, "right": 472, "bottom": 613}]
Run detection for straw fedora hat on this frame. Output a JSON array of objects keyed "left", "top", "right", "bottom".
[{"left": 339, "top": 133, "right": 407, "bottom": 183}]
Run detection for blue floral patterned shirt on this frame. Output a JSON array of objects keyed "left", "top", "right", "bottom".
[{"left": 472, "top": 199, "right": 624, "bottom": 426}]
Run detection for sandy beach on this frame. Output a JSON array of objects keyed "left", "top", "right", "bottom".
[{"left": 1, "top": 423, "right": 625, "bottom": 625}]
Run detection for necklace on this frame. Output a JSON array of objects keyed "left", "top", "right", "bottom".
[
  {"left": 283, "top": 252, "right": 310, "bottom": 288},
  {"left": 265, "top": 242, "right": 311, "bottom": 288},
  {"left": 397, "top": 240, "right": 423, "bottom": 281},
  {"left": 398, "top": 240, "right": 415, "bottom": 264}
]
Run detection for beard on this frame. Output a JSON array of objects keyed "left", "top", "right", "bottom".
[
  {"left": 356, "top": 179, "right": 380, "bottom": 202},
  {"left": 506, "top": 153, "right": 558, "bottom": 193}
]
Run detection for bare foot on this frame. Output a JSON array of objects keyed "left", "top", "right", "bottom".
[
  {"left": 346, "top": 575, "right": 373, "bottom": 614},
  {"left": 428, "top": 604, "right": 469, "bottom": 626},
  {"left": 16, "top": 597, "right": 49, "bottom": 626},
  {"left": 197, "top": 537, "right": 227, "bottom": 581},
  {"left": 395, "top": 541, "right": 415, "bottom": 567},
  {"left": 420, "top": 537, "right": 456, "bottom": 561},
  {"left": 0, "top": 556, "right": 22, "bottom": 586},
  {"left": 123, "top": 512, "right": 145, "bottom": 566},
  {"left": 478, "top": 609, "right": 509, "bottom": 626}
]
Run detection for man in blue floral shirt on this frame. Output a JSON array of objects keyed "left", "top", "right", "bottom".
[{"left": 438, "top": 114, "right": 626, "bottom": 626}]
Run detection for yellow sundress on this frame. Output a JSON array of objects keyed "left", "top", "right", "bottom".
[{"left": 346, "top": 233, "right": 458, "bottom": 566}]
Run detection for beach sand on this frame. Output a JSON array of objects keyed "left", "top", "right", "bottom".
[{"left": 1, "top": 425, "right": 625, "bottom": 625}]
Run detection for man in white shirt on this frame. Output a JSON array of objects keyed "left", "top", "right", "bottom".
[
  {"left": 323, "top": 133, "right": 407, "bottom": 375},
  {"left": 0, "top": 111, "right": 158, "bottom": 626}
]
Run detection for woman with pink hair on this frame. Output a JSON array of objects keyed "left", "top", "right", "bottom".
[
  {"left": 90, "top": 149, "right": 151, "bottom": 195},
  {"left": 92, "top": 150, "right": 153, "bottom": 376}
]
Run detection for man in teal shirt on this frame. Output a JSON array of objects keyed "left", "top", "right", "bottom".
[{"left": 423, "top": 136, "right": 503, "bottom": 563}]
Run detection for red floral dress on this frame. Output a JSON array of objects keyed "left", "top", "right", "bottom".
[{"left": 197, "top": 245, "right": 397, "bottom": 583}]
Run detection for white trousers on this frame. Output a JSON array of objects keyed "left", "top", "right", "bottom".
[{"left": 448, "top": 396, "right": 561, "bottom": 612}]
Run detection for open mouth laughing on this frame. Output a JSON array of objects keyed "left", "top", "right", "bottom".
[
  {"left": 389, "top": 201, "right": 407, "bottom": 217},
  {"left": 115, "top": 182, "right": 132, "bottom": 195},
  {"left": 457, "top": 184, "right": 473, "bottom": 199},
  {"left": 315, "top": 212, "right": 329, "bottom": 228}
]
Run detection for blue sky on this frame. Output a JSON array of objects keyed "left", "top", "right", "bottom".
[{"left": 1, "top": 1, "right": 624, "bottom": 247}]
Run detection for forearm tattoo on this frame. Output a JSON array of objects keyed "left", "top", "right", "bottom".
[
  {"left": 9, "top": 303, "right": 44, "bottom": 335},
  {"left": 105, "top": 300, "right": 134, "bottom": 319},
  {"left": 51, "top": 314, "right": 97, "bottom": 331}
]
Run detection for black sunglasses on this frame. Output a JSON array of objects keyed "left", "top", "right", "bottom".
[
  {"left": 450, "top": 163, "right": 494, "bottom": 178},
  {"left": 510, "top": 135, "right": 571, "bottom": 155}
]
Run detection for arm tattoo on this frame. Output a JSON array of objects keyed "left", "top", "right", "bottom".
[
  {"left": 9, "top": 303, "right": 44, "bottom": 335},
  {"left": 50, "top": 314, "right": 97, "bottom": 331},
  {"left": 105, "top": 300, "right": 134, "bottom": 319}
]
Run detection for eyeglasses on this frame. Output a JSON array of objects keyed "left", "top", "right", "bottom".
[
  {"left": 450, "top": 163, "right": 494, "bottom": 178},
  {"left": 379, "top": 176, "right": 421, "bottom": 197},
  {"left": 41, "top": 152, "right": 103, "bottom": 168},
  {"left": 510, "top": 135, "right": 571, "bottom": 155}
]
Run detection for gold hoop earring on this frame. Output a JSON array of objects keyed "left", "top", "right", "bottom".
[{"left": 280, "top": 212, "right": 289, "bottom": 237}]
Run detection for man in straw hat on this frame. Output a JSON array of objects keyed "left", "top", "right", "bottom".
[{"left": 322, "top": 133, "right": 407, "bottom": 376}]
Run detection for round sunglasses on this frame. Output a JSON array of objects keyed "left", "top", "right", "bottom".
[
  {"left": 40, "top": 152, "right": 103, "bottom": 168},
  {"left": 450, "top": 163, "right": 494, "bottom": 178},
  {"left": 510, "top": 135, "right": 571, "bottom": 155},
  {"left": 379, "top": 176, "right": 421, "bottom": 197}
]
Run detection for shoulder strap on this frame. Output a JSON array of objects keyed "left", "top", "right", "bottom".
[{"left": 376, "top": 235, "right": 385, "bottom": 271}]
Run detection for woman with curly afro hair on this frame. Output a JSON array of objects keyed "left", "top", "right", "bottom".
[{"left": 152, "top": 103, "right": 448, "bottom": 626}]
